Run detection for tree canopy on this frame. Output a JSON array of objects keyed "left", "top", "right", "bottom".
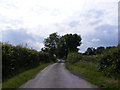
[{"left": 42, "top": 33, "right": 82, "bottom": 59}]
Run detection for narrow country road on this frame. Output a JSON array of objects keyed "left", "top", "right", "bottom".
[{"left": 20, "top": 63, "right": 98, "bottom": 88}]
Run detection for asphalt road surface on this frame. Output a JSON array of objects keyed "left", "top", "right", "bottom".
[{"left": 20, "top": 63, "right": 98, "bottom": 88}]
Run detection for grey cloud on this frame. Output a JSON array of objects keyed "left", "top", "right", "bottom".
[
  {"left": 90, "top": 19, "right": 101, "bottom": 25},
  {"left": 0, "top": 15, "right": 23, "bottom": 29},
  {"left": 95, "top": 24, "right": 117, "bottom": 31},
  {"left": 87, "top": 9, "right": 104, "bottom": 18},
  {"left": 119, "top": 25, "right": 120, "bottom": 44},
  {"left": 93, "top": 24, "right": 117, "bottom": 46},
  {"left": 3, "top": 29, "right": 34, "bottom": 43},
  {"left": 2, "top": 29, "right": 44, "bottom": 50},
  {"left": 79, "top": 24, "right": 118, "bottom": 52},
  {"left": 69, "top": 21, "right": 80, "bottom": 27},
  {"left": 85, "top": 10, "right": 103, "bottom": 26}
]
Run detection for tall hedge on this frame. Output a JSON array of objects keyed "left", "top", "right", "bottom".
[
  {"left": 67, "top": 52, "right": 82, "bottom": 64},
  {"left": 98, "top": 46, "right": 120, "bottom": 78},
  {"left": 2, "top": 43, "right": 50, "bottom": 81}
]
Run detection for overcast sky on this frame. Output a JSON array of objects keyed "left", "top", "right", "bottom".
[{"left": 0, "top": 0, "right": 118, "bottom": 52}]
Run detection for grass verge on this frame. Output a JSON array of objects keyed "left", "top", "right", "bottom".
[
  {"left": 66, "top": 61, "right": 119, "bottom": 89},
  {"left": 2, "top": 63, "right": 52, "bottom": 89}
]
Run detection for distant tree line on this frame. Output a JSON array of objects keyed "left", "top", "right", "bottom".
[
  {"left": 41, "top": 32, "right": 82, "bottom": 60},
  {"left": 83, "top": 45, "right": 120, "bottom": 77},
  {"left": 67, "top": 44, "right": 120, "bottom": 78},
  {"left": 83, "top": 46, "right": 116, "bottom": 55}
]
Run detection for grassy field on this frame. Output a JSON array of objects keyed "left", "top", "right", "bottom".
[
  {"left": 66, "top": 61, "right": 119, "bottom": 89},
  {"left": 2, "top": 63, "right": 52, "bottom": 89}
]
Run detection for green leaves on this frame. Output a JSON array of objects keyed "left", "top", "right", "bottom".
[
  {"left": 2, "top": 43, "right": 50, "bottom": 81},
  {"left": 43, "top": 33, "right": 82, "bottom": 59},
  {"left": 67, "top": 52, "right": 82, "bottom": 64},
  {"left": 63, "top": 34, "right": 82, "bottom": 52},
  {"left": 98, "top": 46, "right": 120, "bottom": 77}
]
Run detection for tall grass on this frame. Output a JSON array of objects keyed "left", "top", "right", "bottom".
[
  {"left": 66, "top": 52, "right": 82, "bottom": 63},
  {"left": 66, "top": 47, "right": 120, "bottom": 89},
  {"left": 66, "top": 61, "right": 119, "bottom": 89}
]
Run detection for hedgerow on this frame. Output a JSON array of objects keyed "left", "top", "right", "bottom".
[
  {"left": 2, "top": 42, "right": 50, "bottom": 81},
  {"left": 98, "top": 46, "right": 120, "bottom": 78},
  {"left": 66, "top": 52, "right": 82, "bottom": 64}
]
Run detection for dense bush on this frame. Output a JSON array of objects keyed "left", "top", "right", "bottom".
[
  {"left": 98, "top": 46, "right": 120, "bottom": 77},
  {"left": 82, "top": 55, "right": 97, "bottom": 61},
  {"left": 2, "top": 43, "right": 50, "bottom": 81},
  {"left": 67, "top": 52, "right": 82, "bottom": 64}
]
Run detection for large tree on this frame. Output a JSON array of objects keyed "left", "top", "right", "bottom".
[
  {"left": 63, "top": 34, "right": 82, "bottom": 52},
  {"left": 42, "top": 33, "right": 82, "bottom": 59},
  {"left": 96, "top": 47, "right": 105, "bottom": 54},
  {"left": 42, "top": 32, "right": 60, "bottom": 57},
  {"left": 56, "top": 36, "right": 68, "bottom": 58},
  {"left": 56, "top": 33, "right": 82, "bottom": 58},
  {"left": 84, "top": 47, "right": 96, "bottom": 55}
]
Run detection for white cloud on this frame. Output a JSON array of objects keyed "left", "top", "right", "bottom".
[
  {"left": 92, "top": 38, "right": 100, "bottom": 42},
  {"left": 0, "top": 0, "right": 118, "bottom": 52}
]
